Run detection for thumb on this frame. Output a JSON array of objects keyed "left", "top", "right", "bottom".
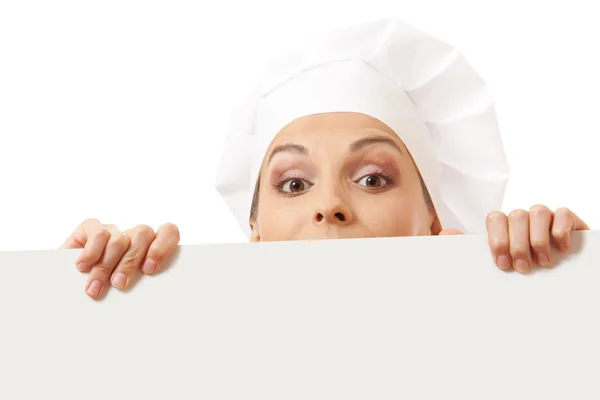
[{"left": 438, "top": 228, "right": 465, "bottom": 236}]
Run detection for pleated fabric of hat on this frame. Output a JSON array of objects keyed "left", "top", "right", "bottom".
[{"left": 215, "top": 18, "right": 510, "bottom": 238}]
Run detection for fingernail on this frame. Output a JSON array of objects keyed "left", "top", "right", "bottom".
[
  {"left": 111, "top": 273, "right": 127, "bottom": 289},
  {"left": 87, "top": 280, "right": 102, "bottom": 297},
  {"left": 538, "top": 254, "right": 550, "bottom": 266},
  {"left": 142, "top": 258, "right": 157, "bottom": 274},
  {"left": 515, "top": 259, "right": 530, "bottom": 273},
  {"left": 497, "top": 255, "right": 511, "bottom": 270},
  {"left": 76, "top": 262, "right": 88, "bottom": 272}
]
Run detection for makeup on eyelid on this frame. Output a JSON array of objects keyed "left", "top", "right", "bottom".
[
  {"left": 350, "top": 154, "right": 401, "bottom": 179},
  {"left": 352, "top": 165, "right": 396, "bottom": 186}
]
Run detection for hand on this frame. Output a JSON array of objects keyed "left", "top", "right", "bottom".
[
  {"left": 60, "top": 218, "right": 180, "bottom": 298},
  {"left": 439, "top": 206, "right": 589, "bottom": 274}
]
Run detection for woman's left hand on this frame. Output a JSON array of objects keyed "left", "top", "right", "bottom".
[{"left": 439, "top": 205, "right": 589, "bottom": 273}]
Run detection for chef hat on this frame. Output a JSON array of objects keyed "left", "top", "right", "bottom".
[{"left": 215, "top": 18, "right": 510, "bottom": 238}]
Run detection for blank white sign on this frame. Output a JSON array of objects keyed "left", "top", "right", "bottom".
[{"left": 1, "top": 231, "right": 599, "bottom": 399}]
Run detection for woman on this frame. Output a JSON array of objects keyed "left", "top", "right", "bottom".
[{"left": 61, "top": 19, "right": 589, "bottom": 299}]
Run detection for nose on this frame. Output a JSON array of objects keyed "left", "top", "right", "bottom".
[{"left": 313, "top": 189, "right": 354, "bottom": 226}]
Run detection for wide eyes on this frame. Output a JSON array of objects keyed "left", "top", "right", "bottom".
[
  {"left": 276, "top": 173, "right": 393, "bottom": 195},
  {"left": 280, "top": 178, "right": 313, "bottom": 194},
  {"left": 357, "top": 174, "right": 390, "bottom": 189}
]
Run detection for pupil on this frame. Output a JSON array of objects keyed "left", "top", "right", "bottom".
[
  {"left": 366, "top": 176, "right": 380, "bottom": 187},
  {"left": 291, "top": 180, "right": 303, "bottom": 191}
]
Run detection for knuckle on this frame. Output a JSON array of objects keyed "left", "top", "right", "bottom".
[
  {"left": 510, "top": 244, "right": 531, "bottom": 259},
  {"left": 96, "top": 227, "right": 111, "bottom": 242},
  {"left": 508, "top": 209, "right": 528, "bottom": 221},
  {"left": 486, "top": 211, "right": 506, "bottom": 223},
  {"left": 118, "top": 233, "right": 131, "bottom": 249},
  {"left": 489, "top": 237, "right": 509, "bottom": 252},
  {"left": 131, "top": 224, "right": 155, "bottom": 242},
  {"left": 552, "top": 227, "right": 568, "bottom": 238},
  {"left": 82, "top": 218, "right": 101, "bottom": 227},
  {"left": 161, "top": 222, "right": 180, "bottom": 239},
  {"left": 148, "top": 243, "right": 168, "bottom": 261},
  {"left": 90, "top": 263, "right": 114, "bottom": 276},
  {"left": 109, "top": 232, "right": 130, "bottom": 252},
  {"left": 529, "top": 204, "right": 551, "bottom": 217},
  {"left": 530, "top": 238, "right": 548, "bottom": 252}
]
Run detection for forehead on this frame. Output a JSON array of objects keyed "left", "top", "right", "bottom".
[{"left": 266, "top": 112, "right": 406, "bottom": 150}]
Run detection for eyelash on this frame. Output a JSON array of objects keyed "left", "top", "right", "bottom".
[
  {"left": 272, "top": 173, "right": 311, "bottom": 195},
  {"left": 273, "top": 170, "right": 395, "bottom": 194},
  {"left": 359, "top": 171, "right": 395, "bottom": 188}
]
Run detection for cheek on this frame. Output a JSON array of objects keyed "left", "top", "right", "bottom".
[
  {"left": 256, "top": 195, "right": 308, "bottom": 241},
  {"left": 355, "top": 192, "right": 428, "bottom": 236}
]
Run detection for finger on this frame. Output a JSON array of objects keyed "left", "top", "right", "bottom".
[
  {"left": 85, "top": 225, "right": 130, "bottom": 299},
  {"left": 486, "top": 211, "right": 512, "bottom": 271},
  {"left": 63, "top": 219, "right": 112, "bottom": 272},
  {"left": 508, "top": 209, "right": 532, "bottom": 274},
  {"left": 142, "top": 223, "right": 180, "bottom": 275},
  {"left": 60, "top": 218, "right": 98, "bottom": 249},
  {"left": 110, "top": 225, "right": 156, "bottom": 290},
  {"left": 551, "top": 208, "right": 588, "bottom": 252},
  {"left": 573, "top": 212, "right": 590, "bottom": 231},
  {"left": 529, "top": 204, "right": 553, "bottom": 267}
]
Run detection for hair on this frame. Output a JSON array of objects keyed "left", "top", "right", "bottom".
[{"left": 249, "top": 170, "right": 435, "bottom": 227}]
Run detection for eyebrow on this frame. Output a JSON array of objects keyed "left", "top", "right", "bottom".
[
  {"left": 266, "top": 135, "right": 403, "bottom": 166},
  {"left": 267, "top": 143, "right": 308, "bottom": 165},
  {"left": 348, "top": 135, "right": 403, "bottom": 154}
]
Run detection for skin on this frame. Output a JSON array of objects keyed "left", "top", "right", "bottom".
[
  {"left": 250, "top": 112, "right": 439, "bottom": 241},
  {"left": 61, "top": 112, "right": 590, "bottom": 299}
]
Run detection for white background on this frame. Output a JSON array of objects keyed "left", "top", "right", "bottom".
[{"left": 0, "top": 0, "right": 598, "bottom": 251}]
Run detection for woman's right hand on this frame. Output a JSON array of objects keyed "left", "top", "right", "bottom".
[{"left": 60, "top": 218, "right": 180, "bottom": 299}]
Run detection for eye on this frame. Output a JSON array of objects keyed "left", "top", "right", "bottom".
[
  {"left": 280, "top": 178, "right": 313, "bottom": 194},
  {"left": 357, "top": 174, "right": 390, "bottom": 189}
]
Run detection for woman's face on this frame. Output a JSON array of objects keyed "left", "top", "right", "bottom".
[{"left": 251, "top": 112, "right": 438, "bottom": 242}]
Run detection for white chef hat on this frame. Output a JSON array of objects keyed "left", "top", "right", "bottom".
[{"left": 215, "top": 18, "right": 510, "bottom": 238}]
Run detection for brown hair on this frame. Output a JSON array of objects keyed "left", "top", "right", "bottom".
[{"left": 249, "top": 172, "right": 435, "bottom": 227}]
